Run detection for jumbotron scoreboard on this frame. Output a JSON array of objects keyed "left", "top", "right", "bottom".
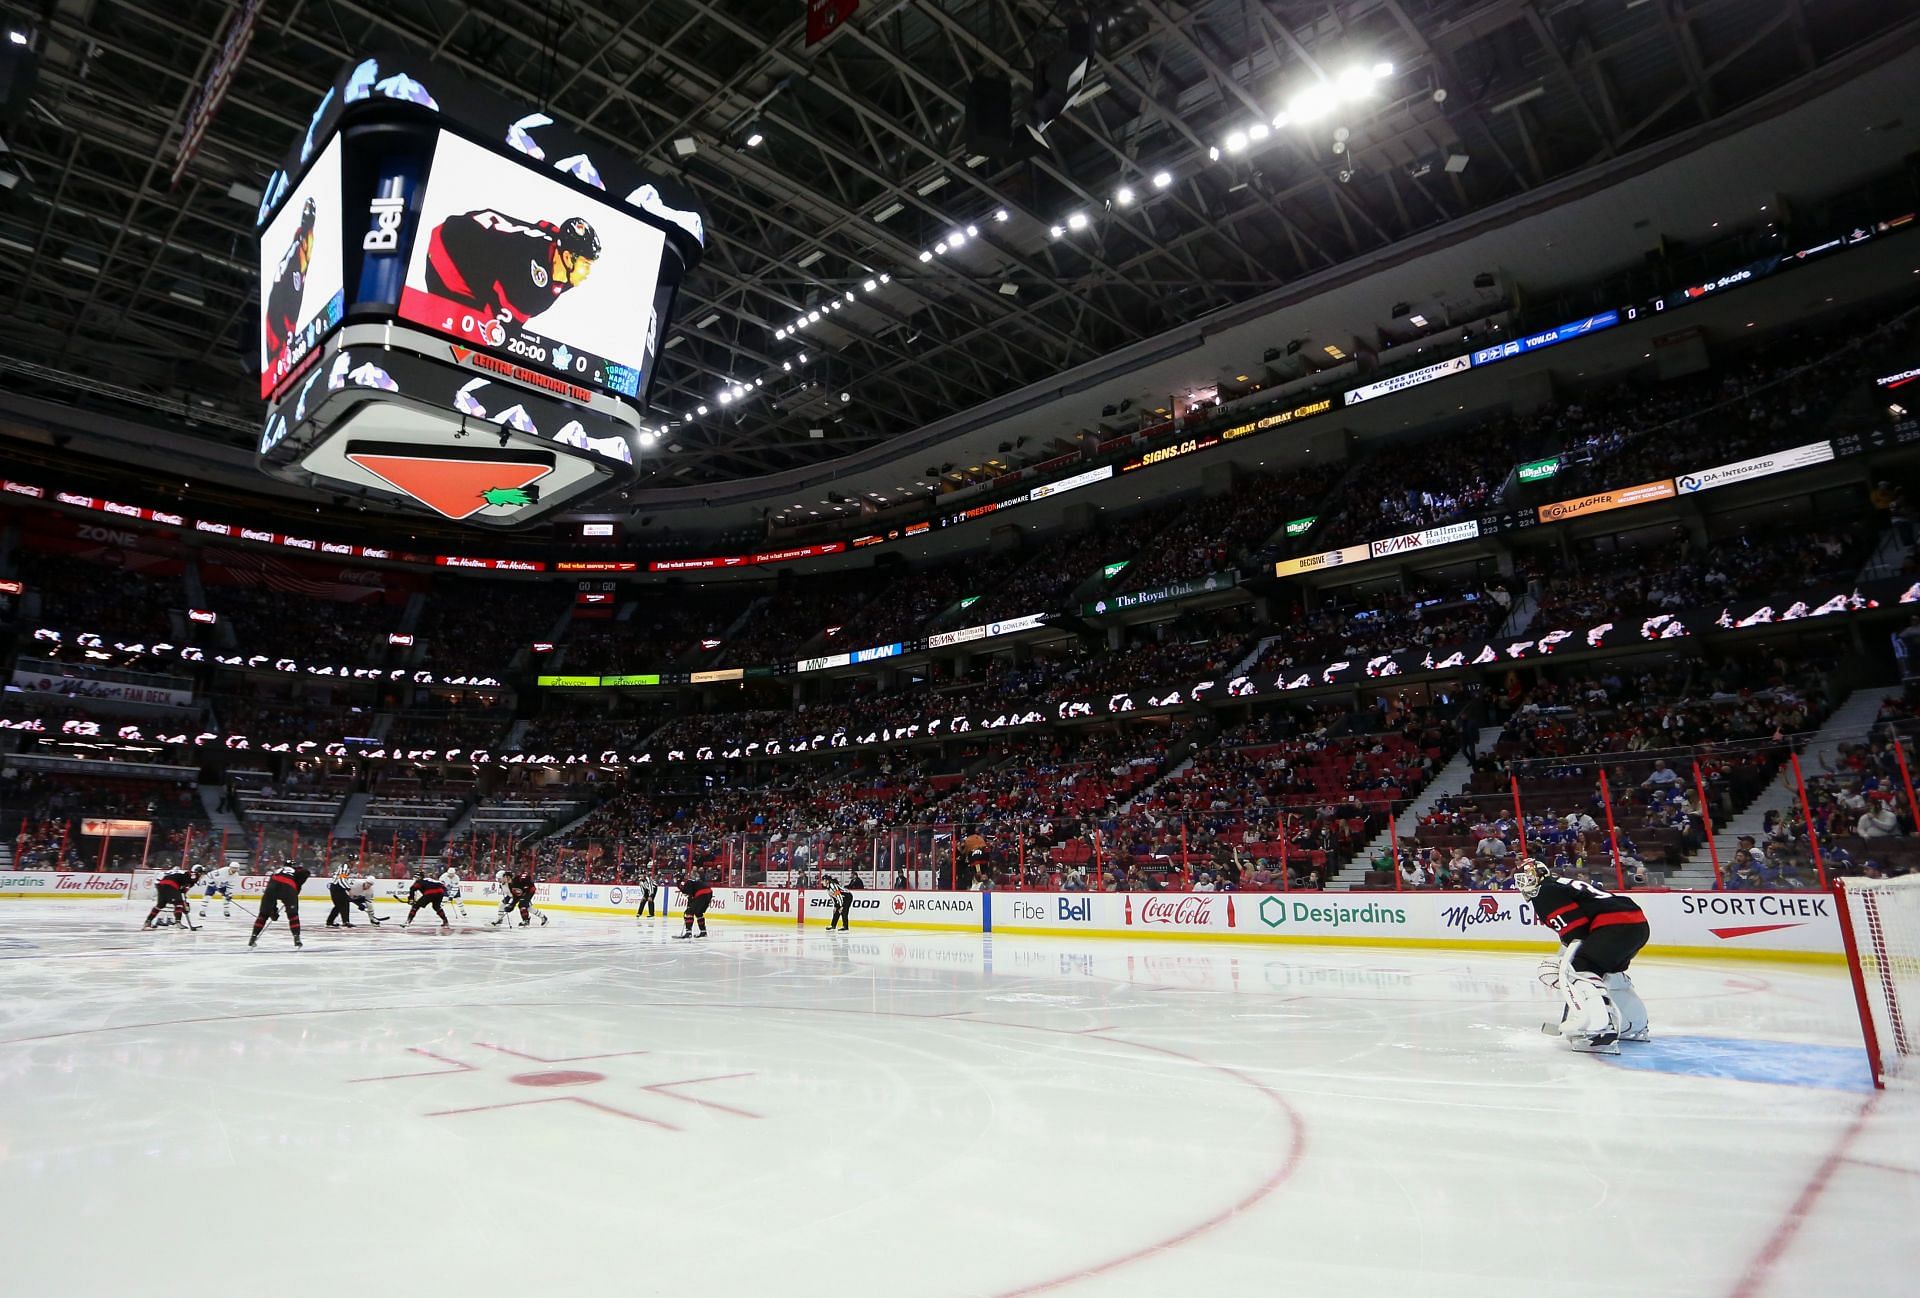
[{"left": 254, "top": 55, "right": 707, "bottom": 527}]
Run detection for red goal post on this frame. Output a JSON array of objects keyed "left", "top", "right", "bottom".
[{"left": 1836, "top": 875, "right": 1920, "bottom": 1089}]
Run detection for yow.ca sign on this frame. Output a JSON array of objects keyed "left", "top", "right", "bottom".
[{"left": 1084, "top": 571, "right": 1236, "bottom": 616}]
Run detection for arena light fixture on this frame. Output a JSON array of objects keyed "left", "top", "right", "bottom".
[
  {"left": 844, "top": 291, "right": 855, "bottom": 303},
  {"left": 1336, "top": 67, "right": 1374, "bottom": 100},
  {"left": 934, "top": 240, "right": 948, "bottom": 254},
  {"left": 918, "top": 249, "right": 933, "bottom": 262},
  {"left": 1207, "top": 146, "right": 1221, "bottom": 161},
  {"left": 1115, "top": 185, "right": 1135, "bottom": 206},
  {"left": 1288, "top": 84, "right": 1334, "bottom": 121},
  {"left": 1248, "top": 123, "right": 1270, "bottom": 142},
  {"left": 966, "top": 224, "right": 978, "bottom": 237},
  {"left": 1049, "top": 225, "right": 1065, "bottom": 239},
  {"left": 863, "top": 278, "right": 878, "bottom": 292},
  {"left": 1152, "top": 170, "right": 1172, "bottom": 189},
  {"left": 878, "top": 273, "right": 890, "bottom": 284},
  {"left": 993, "top": 209, "right": 1009, "bottom": 222},
  {"left": 697, "top": 405, "right": 708, "bottom": 415},
  {"left": 1066, "top": 211, "right": 1088, "bottom": 230},
  {"left": 1224, "top": 130, "right": 1248, "bottom": 153},
  {"left": 745, "top": 130, "right": 765, "bottom": 147},
  {"left": 947, "top": 230, "right": 966, "bottom": 247},
  {"left": 797, "top": 352, "right": 809, "bottom": 363}
]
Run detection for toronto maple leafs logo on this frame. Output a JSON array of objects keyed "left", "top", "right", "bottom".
[{"left": 551, "top": 343, "right": 573, "bottom": 371}]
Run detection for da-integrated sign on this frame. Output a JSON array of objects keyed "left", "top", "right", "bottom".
[{"left": 1675, "top": 441, "right": 1834, "bottom": 494}]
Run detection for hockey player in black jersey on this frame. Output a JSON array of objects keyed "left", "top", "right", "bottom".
[
  {"left": 404, "top": 868, "right": 451, "bottom": 928},
  {"left": 263, "top": 198, "right": 318, "bottom": 372},
  {"left": 143, "top": 866, "right": 200, "bottom": 930},
  {"left": 422, "top": 210, "right": 601, "bottom": 333},
  {"left": 673, "top": 872, "right": 713, "bottom": 939},
  {"left": 1516, "top": 857, "right": 1651, "bottom": 1052},
  {"left": 249, "top": 865, "right": 311, "bottom": 949},
  {"left": 490, "top": 870, "right": 547, "bottom": 927}
]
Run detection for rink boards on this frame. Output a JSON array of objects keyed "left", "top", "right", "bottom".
[{"left": 0, "top": 871, "right": 1843, "bottom": 962}]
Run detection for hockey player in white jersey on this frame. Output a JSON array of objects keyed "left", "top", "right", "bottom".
[
  {"left": 346, "top": 872, "right": 387, "bottom": 924},
  {"left": 199, "top": 863, "right": 240, "bottom": 919},
  {"left": 438, "top": 865, "right": 469, "bottom": 919}
]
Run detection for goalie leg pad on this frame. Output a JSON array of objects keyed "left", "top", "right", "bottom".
[
  {"left": 1604, "top": 972, "right": 1650, "bottom": 1040},
  {"left": 1565, "top": 971, "right": 1617, "bottom": 1044}
]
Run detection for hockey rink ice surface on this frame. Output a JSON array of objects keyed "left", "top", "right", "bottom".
[{"left": 1, "top": 903, "right": 1916, "bottom": 1298}]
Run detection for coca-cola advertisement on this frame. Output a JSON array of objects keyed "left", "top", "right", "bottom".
[{"left": 1124, "top": 894, "right": 1237, "bottom": 929}]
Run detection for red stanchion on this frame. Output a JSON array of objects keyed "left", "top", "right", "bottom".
[
  {"left": 1389, "top": 812, "right": 1403, "bottom": 891},
  {"left": 1789, "top": 750, "right": 1829, "bottom": 887},
  {"left": 1596, "top": 769, "right": 1627, "bottom": 890},
  {"left": 1510, "top": 774, "right": 1529, "bottom": 858},
  {"left": 1180, "top": 822, "right": 1190, "bottom": 890},
  {"left": 1892, "top": 734, "right": 1920, "bottom": 834},
  {"left": 1692, "top": 760, "right": 1723, "bottom": 890}
]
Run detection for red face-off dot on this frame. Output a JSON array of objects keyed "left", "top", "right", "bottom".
[{"left": 508, "top": 1069, "right": 606, "bottom": 1087}]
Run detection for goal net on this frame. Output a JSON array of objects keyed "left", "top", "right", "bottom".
[{"left": 1838, "top": 875, "right": 1920, "bottom": 1088}]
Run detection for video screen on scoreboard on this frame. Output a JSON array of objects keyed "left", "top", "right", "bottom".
[
  {"left": 398, "top": 131, "right": 669, "bottom": 402},
  {"left": 258, "top": 136, "right": 347, "bottom": 399}
]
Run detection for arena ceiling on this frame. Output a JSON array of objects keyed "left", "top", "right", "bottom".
[{"left": 0, "top": 0, "right": 1914, "bottom": 492}]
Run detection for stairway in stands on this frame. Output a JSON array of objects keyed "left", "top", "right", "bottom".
[
  {"left": 1329, "top": 722, "right": 1507, "bottom": 890},
  {"left": 1670, "top": 682, "right": 1904, "bottom": 886}
]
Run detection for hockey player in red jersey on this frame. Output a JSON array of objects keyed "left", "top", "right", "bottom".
[
  {"left": 249, "top": 864, "right": 311, "bottom": 949},
  {"left": 1516, "top": 857, "right": 1651, "bottom": 1052},
  {"left": 422, "top": 210, "right": 600, "bottom": 331}
]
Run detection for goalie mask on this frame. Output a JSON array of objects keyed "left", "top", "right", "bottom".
[{"left": 1515, "top": 857, "right": 1551, "bottom": 899}]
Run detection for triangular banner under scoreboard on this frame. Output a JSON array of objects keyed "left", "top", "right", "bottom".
[{"left": 345, "top": 447, "right": 554, "bottom": 521}]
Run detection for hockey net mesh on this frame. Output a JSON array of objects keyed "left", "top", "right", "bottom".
[{"left": 1841, "top": 875, "right": 1920, "bottom": 1085}]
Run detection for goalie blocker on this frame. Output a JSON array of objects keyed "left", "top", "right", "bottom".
[{"left": 1517, "top": 858, "right": 1651, "bottom": 1053}]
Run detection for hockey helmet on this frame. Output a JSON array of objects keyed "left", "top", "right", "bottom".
[
  {"left": 1515, "top": 857, "right": 1551, "bottom": 899},
  {"left": 556, "top": 217, "right": 602, "bottom": 261}
]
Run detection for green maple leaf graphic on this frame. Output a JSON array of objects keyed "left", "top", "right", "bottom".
[{"left": 482, "top": 486, "right": 534, "bottom": 508}]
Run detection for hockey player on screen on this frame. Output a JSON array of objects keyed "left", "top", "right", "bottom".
[
  {"left": 199, "top": 861, "right": 239, "bottom": 919},
  {"left": 263, "top": 197, "right": 319, "bottom": 371},
  {"left": 422, "top": 210, "right": 601, "bottom": 333},
  {"left": 249, "top": 864, "right": 311, "bottom": 949},
  {"left": 1516, "top": 857, "right": 1651, "bottom": 1052},
  {"left": 673, "top": 870, "right": 713, "bottom": 939}
]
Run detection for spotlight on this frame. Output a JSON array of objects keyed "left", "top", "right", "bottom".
[
  {"left": 863, "top": 278, "right": 878, "bottom": 292},
  {"left": 1289, "top": 85, "right": 1333, "bottom": 121},
  {"left": 1208, "top": 147, "right": 1221, "bottom": 161},
  {"left": 639, "top": 430, "right": 659, "bottom": 447},
  {"left": 840, "top": 392, "right": 851, "bottom": 403},
  {"left": 878, "top": 273, "right": 890, "bottom": 284},
  {"left": 697, "top": 405, "right": 709, "bottom": 415},
  {"left": 1372, "top": 61, "right": 1394, "bottom": 79},
  {"left": 1115, "top": 185, "right": 1135, "bottom": 206},
  {"left": 1336, "top": 67, "right": 1373, "bottom": 100},
  {"left": 919, "top": 250, "right": 933, "bottom": 261},
  {"left": 746, "top": 130, "right": 765, "bottom": 147},
  {"left": 1049, "top": 225, "right": 1065, "bottom": 239},
  {"left": 1224, "top": 130, "right": 1248, "bottom": 153},
  {"left": 1272, "top": 111, "right": 1291, "bottom": 128},
  {"left": 965, "top": 225, "right": 978, "bottom": 237},
  {"left": 776, "top": 327, "right": 787, "bottom": 339},
  {"left": 1248, "top": 123, "right": 1269, "bottom": 142},
  {"left": 993, "top": 209, "right": 1009, "bottom": 222},
  {"left": 1152, "top": 170, "right": 1172, "bottom": 188},
  {"left": 935, "top": 240, "right": 948, "bottom": 254},
  {"left": 797, "top": 352, "right": 808, "bottom": 363},
  {"left": 1066, "top": 211, "right": 1088, "bottom": 230}
]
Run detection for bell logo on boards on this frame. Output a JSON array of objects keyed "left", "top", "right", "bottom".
[{"left": 345, "top": 445, "right": 553, "bottom": 521}]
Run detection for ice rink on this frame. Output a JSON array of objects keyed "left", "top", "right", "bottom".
[{"left": 1, "top": 900, "right": 1915, "bottom": 1298}]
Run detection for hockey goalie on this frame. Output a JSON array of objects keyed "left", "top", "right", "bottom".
[{"left": 1517, "top": 857, "right": 1652, "bottom": 1054}]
